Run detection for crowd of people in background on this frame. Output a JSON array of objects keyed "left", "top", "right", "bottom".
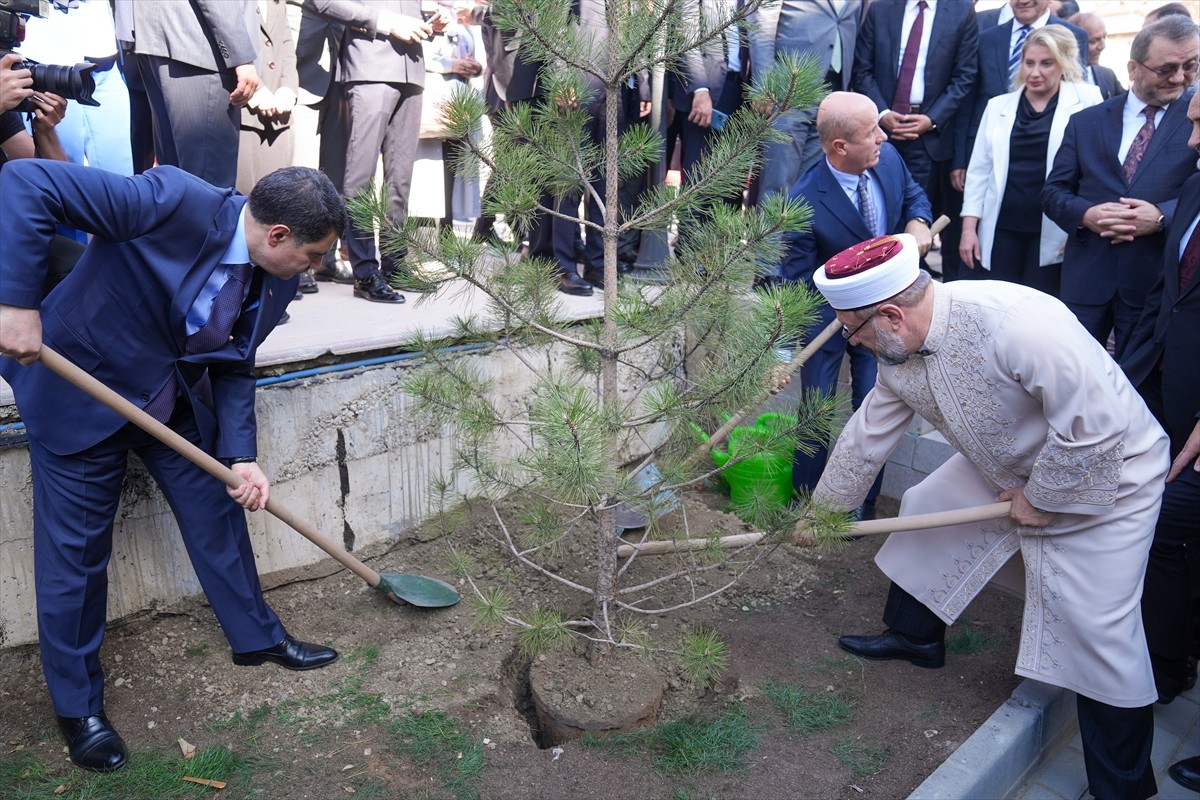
[{"left": 2, "top": 0, "right": 1200, "bottom": 794}]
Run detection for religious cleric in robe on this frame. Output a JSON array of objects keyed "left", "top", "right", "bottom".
[{"left": 803, "top": 233, "right": 1169, "bottom": 800}]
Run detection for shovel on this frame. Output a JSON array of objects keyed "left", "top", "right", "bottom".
[{"left": 37, "top": 346, "right": 460, "bottom": 608}]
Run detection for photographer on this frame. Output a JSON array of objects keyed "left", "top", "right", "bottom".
[{"left": 1, "top": 52, "right": 68, "bottom": 163}]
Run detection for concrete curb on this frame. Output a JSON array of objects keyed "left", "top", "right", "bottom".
[{"left": 908, "top": 680, "right": 1077, "bottom": 800}]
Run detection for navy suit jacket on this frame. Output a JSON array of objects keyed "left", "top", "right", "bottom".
[
  {"left": 1091, "top": 65, "right": 1123, "bottom": 101},
  {"left": 1121, "top": 171, "right": 1200, "bottom": 454},
  {"left": 780, "top": 143, "right": 932, "bottom": 284},
  {"left": 852, "top": 0, "right": 978, "bottom": 163},
  {"left": 1042, "top": 88, "right": 1197, "bottom": 308},
  {"left": 954, "top": 15, "right": 1089, "bottom": 168},
  {"left": 0, "top": 161, "right": 295, "bottom": 458}
]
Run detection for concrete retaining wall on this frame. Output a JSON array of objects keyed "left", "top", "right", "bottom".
[{"left": 0, "top": 341, "right": 663, "bottom": 650}]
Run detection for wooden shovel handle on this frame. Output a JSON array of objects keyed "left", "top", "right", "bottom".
[
  {"left": 615, "top": 499, "right": 1011, "bottom": 558},
  {"left": 37, "top": 346, "right": 382, "bottom": 587}
]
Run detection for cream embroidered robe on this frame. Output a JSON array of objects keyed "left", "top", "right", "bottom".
[{"left": 814, "top": 281, "right": 1169, "bottom": 707}]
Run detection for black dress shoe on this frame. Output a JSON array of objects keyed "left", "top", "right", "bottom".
[
  {"left": 582, "top": 269, "right": 606, "bottom": 289},
  {"left": 298, "top": 269, "right": 319, "bottom": 294},
  {"left": 232, "top": 635, "right": 339, "bottom": 671},
  {"left": 839, "top": 629, "right": 945, "bottom": 669},
  {"left": 353, "top": 274, "right": 405, "bottom": 304},
  {"left": 57, "top": 713, "right": 128, "bottom": 772},
  {"left": 314, "top": 261, "right": 355, "bottom": 284},
  {"left": 558, "top": 271, "right": 594, "bottom": 297},
  {"left": 1169, "top": 755, "right": 1200, "bottom": 792}
]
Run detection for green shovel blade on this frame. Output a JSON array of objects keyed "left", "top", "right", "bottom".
[{"left": 375, "top": 573, "right": 461, "bottom": 607}]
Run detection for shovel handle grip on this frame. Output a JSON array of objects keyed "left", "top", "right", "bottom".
[{"left": 36, "top": 346, "right": 382, "bottom": 587}]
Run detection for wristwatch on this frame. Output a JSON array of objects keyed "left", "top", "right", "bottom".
[
  {"left": 910, "top": 216, "right": 933, "bottom": 227},
  {"left": 1155, "top": 213, "right": 1165, "bottom": 231},
  {"left": 229, "top": 456, "right": 257, "bottom": 465}
]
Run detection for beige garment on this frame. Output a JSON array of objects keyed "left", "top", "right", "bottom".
[{"left": 815, "top": 280, "right": 1169, "bottom": 707}]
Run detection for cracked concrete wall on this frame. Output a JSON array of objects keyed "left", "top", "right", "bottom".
[{"left": 0, "top": 340, "right": 675, "bottom": 650}]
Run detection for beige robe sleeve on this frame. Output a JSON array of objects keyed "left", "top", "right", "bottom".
[
  {"left": 812, "top": 379, "right": 916, "bottom": 510},
  {"left": 992, "top": 300, "right": 1127, "bottom": 516}
]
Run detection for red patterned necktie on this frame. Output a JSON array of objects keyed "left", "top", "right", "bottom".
[
  {"left": 891, "top": 0, "right": 927, "bottom": 114},
  {"left": 1179, "top": 219, "right": 1200, "bottom": 294},
  {"left": 1122, "top": 105, "right": 1160, "bottom": 184}
]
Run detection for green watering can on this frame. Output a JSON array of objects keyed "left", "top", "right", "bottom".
[{"left": 699, "top": 413, "right": 798, "bottom": 513}]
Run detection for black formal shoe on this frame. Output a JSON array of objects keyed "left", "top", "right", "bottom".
[
  {"left": 232, "top": 635, "right": 339, "bottom": 671},
  {"left": 353, "top": 274, "right": 405, "bottom": 304},
  {"left": 57, "top": 713, "right": 128, "bottom": 772},
  {"left": 1169, "top": 755, "right": 1200, "bottom": 792},
  {"left": 298, "top": 269, "right": 319, "bottom": 294},
  {"left": 278, "top": 311, "right": 291, "bottom": 324},
  {"left": 582, "top": 269, "right": 606, "bottom": 289},
  {"left": 314, "top": 261, "right": 355, "bottom": 284},
  {"left": 838, "top": 629, "right": 945, "bottom": 669},
  {"left": 558, "top": 271, "right": 594, "bottom": 297}
]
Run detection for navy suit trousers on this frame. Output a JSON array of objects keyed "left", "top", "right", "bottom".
[{"left": 30, "top": 400, "right": 284, "bottom": 716}]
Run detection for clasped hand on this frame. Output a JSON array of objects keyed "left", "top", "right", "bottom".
[
  {"left": 1083, "top": 198, "right": 1161, "bottom": 243},
  {"left": 997, "top": 487, "right": 1055, "bottom": 529}
]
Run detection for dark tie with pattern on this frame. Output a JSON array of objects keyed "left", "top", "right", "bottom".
[
  {"left": 857, "top": 174, "right": 878, "bottom": 236},
  {"left": 891, "top": 0, "right": 927, "bottom": 114},
  {"left": 1008, "top": 25, "right": 1031, "bottom": 88},
  {"left": 143, "top": 264, "right": 252, "bottom": 423},
  {"left": 1179, "top": 219, "right": 1200, "bottom": 294},
  {"left": 1122, "top": 105, "right": 1160, "bottom": 184}
]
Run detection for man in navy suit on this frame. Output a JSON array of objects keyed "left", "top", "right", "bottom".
[
  {"left": 1043, "top": 15, "right": 1199, "bottom": 359},
  {"left": 1121, "top": 88, "right": 1200, "bottom": 712},
  {"left": 852, "top": 0, "right": 977, "bottom": 199},
  {"left": 1070, "top": 12, "right": 1124, "bottom": 100},
  {"left": 780, "top": 92, "right": 932, "bottom": 511},
  {"left": 0, "top": 162, "right": 346, "bottom": 773}
]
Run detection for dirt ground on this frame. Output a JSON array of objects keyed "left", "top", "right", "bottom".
[{"left": 0, "top": 489, "right": 1023, "bottom": 800}]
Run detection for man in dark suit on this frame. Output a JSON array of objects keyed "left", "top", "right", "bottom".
[
  {"left": 310, "top": 0, "right": 450, "bottom": 304},
  {"left": 1121, "top": 88, "right": 1200, "bottom": 712},
  {"left": 115, "top": 0, "right": 261, "bottom": 188},
  {"left": 0, "top": 162, "right": 345, "bottom": 773},
  {"left": 779, "top": 92, "right": 932, "bottom": 511},
  {"left": 748, "top": 0, "right": 865, "bottom": 201},
  {"left": 1069, "top": 11, "right": 1124, "bottom": 100},
  {"left": 1043, "top": 15, "right": 1199, "bottom": 359},
  {"left": 852, "top": 0, "right": 977, "bottom": 198}
]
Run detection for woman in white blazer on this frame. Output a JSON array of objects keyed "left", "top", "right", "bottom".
[{"left": 959, "top": 26, "right": 1102, "bottom": 297}]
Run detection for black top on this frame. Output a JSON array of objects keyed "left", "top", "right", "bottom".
[
  {"left": 0, "top": 110, "right": 24, "bottom": 168},
  {"left": 998, "top": 91, "right": 1059, "bottom": 233}
]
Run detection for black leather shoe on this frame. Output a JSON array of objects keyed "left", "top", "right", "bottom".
[
  {"left": 232, "top": 635, "right": 339, "bottom": 671},
  {"left": 558, "top": 271, "right": 594, "bottom": 297},
  {"left": 298, "top": 269, "right": 319, "bottom": 294},
  {"left": 582, "top": 269, "right": 606, "bottom": 289},
  {"left": 1169, "top": 755, "right": 1200, "bottom": 792},
  {"left": 353, "top": 274, "right": 405, "bottom": 304},
  {"left": 838, "top": 629, "right": 945, "bottom": 669},
  {"left": 57, "top": 713, "right": 128, "bottom": 772},
  {"left": 314, "top": 260, "right": 355, "bottom": 284}
]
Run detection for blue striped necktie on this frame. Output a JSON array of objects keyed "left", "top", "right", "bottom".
[
  {"left": 857, "top": 174, "right": 878, "bottom": 237},
  {"left": 1009, "top": 25, "right": 1031, "bottom": 88}
]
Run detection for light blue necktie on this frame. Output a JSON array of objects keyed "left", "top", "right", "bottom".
[{"left": 857, "top": 174, "right": 878, "bottom": 236}]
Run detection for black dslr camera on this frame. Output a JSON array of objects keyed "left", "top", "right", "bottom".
[{"left": 1, "top": 0, "right": 99, "bottom": 112}]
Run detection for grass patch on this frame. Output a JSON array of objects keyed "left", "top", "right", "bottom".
[
  {"left": 0, "top": 745, "right": 253, "bottom": 800},
  {"left": 762, "top": 681, "right": 853, "bottom": 736},
  {"left": 582, "top": 706, "right": 759, "bottom": 774},
  {"left": 391, "top": 710, "right": 484, "bottom": 800},
  {"left": 832, "top": 738, "right": 887, "bottom": 776},
  {"left": 945, "top": 621, "right": 1000, "bottom": 655}
]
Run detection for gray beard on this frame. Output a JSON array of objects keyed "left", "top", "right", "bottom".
[{"left": 871, "top": 320, "right": 912, "bottom": 366}]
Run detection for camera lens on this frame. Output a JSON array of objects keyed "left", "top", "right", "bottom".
[{"left": 28, "top": 60, "right": 99, "bottom": 107}]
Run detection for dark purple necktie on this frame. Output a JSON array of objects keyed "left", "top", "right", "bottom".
[
  {"left": 1122, "top": 105, "right": 1160, "bottom": 184},
  {"left": 1179, "top": 220, "right": 1200, "bottom": 294},
  {"left": 143, "top": 264, "right": 252, "bottom": 423},
  {"left": 891, "top": 0, "right": 927, "bottom": 114}
]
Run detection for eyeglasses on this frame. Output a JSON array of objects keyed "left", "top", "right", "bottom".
[
  {"left": 841, "top": 310, "right": 879, "bottom": 341},
  {"left": 1136, "top": 59, "right": 1199, "bottom": 79}
]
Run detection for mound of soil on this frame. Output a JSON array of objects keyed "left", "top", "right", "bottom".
[{"left": 0, "top": 491, "right": 1022, "bottom": 799}]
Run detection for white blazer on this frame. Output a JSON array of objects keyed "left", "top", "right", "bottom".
[{"left": 961, "top": 80, "right": 1103, "bottom": 269}]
